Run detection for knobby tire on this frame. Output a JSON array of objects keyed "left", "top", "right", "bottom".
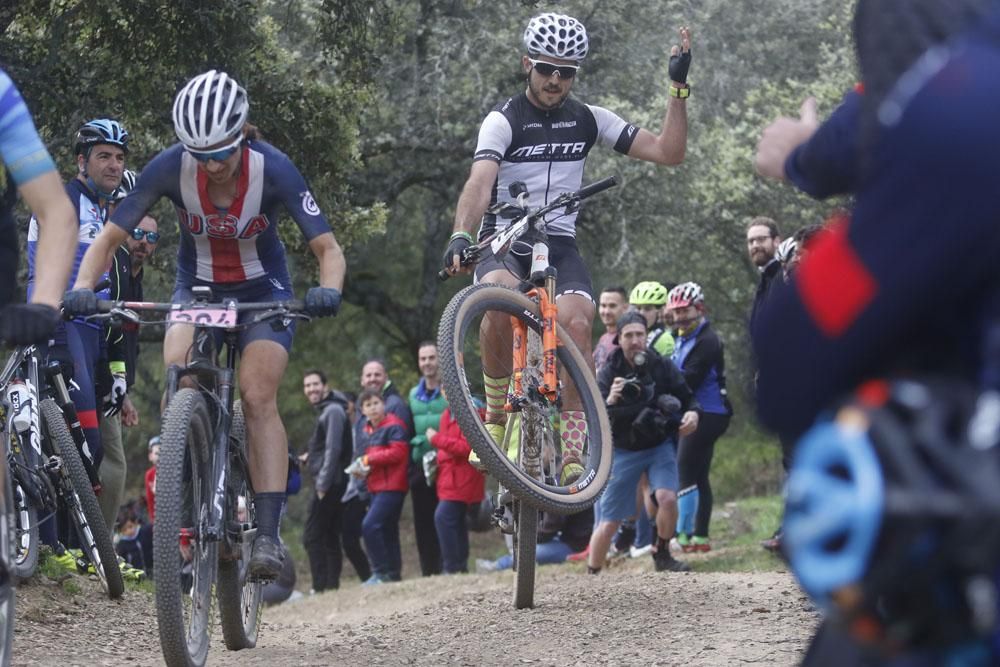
[
  {"left": 217, "top": 400, "right": 263, "bottom": 650},
  {"left": 512, "top": 500, "right": 538, "bottom": 609},
  {"left": 40, "top": 399, "right": 124, "bottom": 599},
  {"left": 7, "top": 445, "right": 38, "bottom": 582},
  {"left": 155, "top": 389, "right": 217, "bottom": 667},
  {"left": 437, "top": 283, "right": 612, "bottom": 514}
]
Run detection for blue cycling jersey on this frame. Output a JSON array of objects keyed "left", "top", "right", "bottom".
[
  {"left": 26, "top": 179, "right": 111, "bottom": 305},
  {"left": 109, "top": 141, "right": 332, "bottom": 289},
  {"left": 753, "top": 12, "right": 1000, "bottom": 442},
  {"left": 0, "top": 68, "right": 56, "bottom": 186},
  {"left": 672, "top": 320, "right": 728, "bottom": 415}
]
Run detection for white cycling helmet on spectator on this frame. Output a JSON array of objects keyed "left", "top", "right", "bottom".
[
  {"left": 172, "top": 70, "right": 249, "bottom": 149},
  {"left": 776, "top": 237, "right": 798, "bottom": 265},
  {"left": 523, "top": 13, "right": 589, "bottom": 62},
  {"left": 667, "top": 282, "right": 705, "bottom": 310},
  {"left": 112, "top": 169, "right": 137, "bottom": 203}
]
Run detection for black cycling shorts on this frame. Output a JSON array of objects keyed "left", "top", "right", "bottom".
[{"left": 474, "top": 234, "right": 593, "bottom": 301}]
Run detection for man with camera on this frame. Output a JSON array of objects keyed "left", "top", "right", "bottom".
[{"left": 586, "top": 311, "right": 700, "bottom": 573}]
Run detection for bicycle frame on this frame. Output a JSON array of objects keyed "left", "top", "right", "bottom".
[{"left": 164, "top": 325, "right": 240, "bottom": 552}]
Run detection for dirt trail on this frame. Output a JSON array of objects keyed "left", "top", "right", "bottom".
[{"left": 12, "top": 559, "right": 817, "bottom": 666}]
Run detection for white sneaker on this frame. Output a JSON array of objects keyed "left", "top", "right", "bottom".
[
  {"left": 629, "top": 544, "right": 654, "bottom": 559},
  {"left": 476, "top": 558, "right": 500, "bottom": 573}
]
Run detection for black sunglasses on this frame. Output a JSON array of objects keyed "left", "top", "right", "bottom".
[
  {"left": 131, "top": 228, "right": 160, "bottom": 243},
  {"left": 529, "top": 58, "right": 579, "bottom": 79}
]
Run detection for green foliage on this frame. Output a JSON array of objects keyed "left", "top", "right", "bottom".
[
  {"left": 691, "top": 494, "right": 787, "bottom": 573},
  {"left": 5, "top": 0, "right": 860, "bottom": 500}
]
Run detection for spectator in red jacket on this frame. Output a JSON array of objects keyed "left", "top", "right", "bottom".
[
  {"left": 429, "top": 396, "right": 486, "bottom": 574},
  {"left": 353, "top": 389, "right": 409, "bottom": 583}
]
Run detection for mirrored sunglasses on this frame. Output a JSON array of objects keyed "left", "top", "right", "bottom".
[{"left": 529, "top": 58, "right": 579, "bottom": 79}]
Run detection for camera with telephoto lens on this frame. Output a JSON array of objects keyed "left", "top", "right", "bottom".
[{"left": 622, "top": 350, "right": 649, "bottom": 401}]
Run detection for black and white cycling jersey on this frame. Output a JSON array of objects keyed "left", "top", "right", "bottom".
[{"left": 473, "top": 92, "right": 637, "bottom": 238}]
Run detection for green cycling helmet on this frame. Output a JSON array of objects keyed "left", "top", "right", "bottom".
[{"left": 629, "top": 281, "right": 668, "bottom": 307}]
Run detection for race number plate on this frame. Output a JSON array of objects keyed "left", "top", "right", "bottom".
[{"left": 168, "top": 307, "right": 238, "bottom": 327}]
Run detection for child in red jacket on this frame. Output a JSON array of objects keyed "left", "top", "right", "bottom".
[
  {"left": 353, "top": 389, "right": 409, "bottom": 583},
  {"left": 429, "top": 396, "right": 486, "bottom": 574}
]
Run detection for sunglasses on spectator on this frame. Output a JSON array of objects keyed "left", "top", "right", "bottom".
[
  {"left": 185, "top": 134, "right": 243, "bottom": 163},
  {"left": 131, "top": 229, "right": 160, "bottom": 243},
  {"left": 529, "top": 59, "right": 579, "bottom": 79}
]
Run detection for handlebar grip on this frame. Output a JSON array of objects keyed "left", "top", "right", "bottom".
[
  {"left": 438, "top": 268, "right": 451, "bottom": 281},
  {"left": 576, "top": 176, "right": 618, "bottom": 201},
  {"left": 95, "top": 299, "right": 116, "bottom": 313}
]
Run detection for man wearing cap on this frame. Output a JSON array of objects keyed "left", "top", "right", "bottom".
[{"left": 586, "top": 310, "right": 700, "bottom": 573}]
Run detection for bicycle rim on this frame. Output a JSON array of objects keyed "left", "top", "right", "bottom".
[
  {"left": 218, "top": 401, "right": 263, "bottom": 651},
  {"left": 155, "top": 389, "right": 217, "bottom": 667},
  {"left": 9, "top": 472, "right": 38, "bottom": 582},
  {"left": 438, "top": 283, "right": 612, "bottom": 514},
  {"left": 39, "top": 400, "right": 124, "bottom": 599},
  {"left": 512, "top": 500, "right": 538, "bottom": 610},
  {"left": 0, "top": 438, "right": 14, "bottom": 667}
]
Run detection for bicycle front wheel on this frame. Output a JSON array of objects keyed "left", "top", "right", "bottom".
[
  {"left": 438, "top": 283, "right": 612, "bottom": 514},
  {"left": 39, "top": 399, "right": 124, "bottom": 599},
  {"left": 155, "top": 389, "right": 217, "bottom": 667},
  {"left": 217, "top": 401, "right": 263, "bottom": 651}
]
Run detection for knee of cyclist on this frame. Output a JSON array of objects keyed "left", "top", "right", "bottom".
[
  {"left": 563, "top": 311, "right": 593, "bottom": 344},
  {"left": 241, "top": 391, "right": 278, "bottom": 418}
]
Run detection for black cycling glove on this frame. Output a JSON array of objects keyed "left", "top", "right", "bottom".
[
  {"left": 442, "top": 232, "right": 472, "bottom": 272},
  {"left": 63, "top": 288, "right": 98, "bottom": 317},
  {"left": 669, "top": 49, "right": 692, "bottom": 85},
  {"left": 304, "top": 286, "right": 342, "bottom": 317},
  {"left": 0, "top": 303, "right": 61, "bottom": 345}
]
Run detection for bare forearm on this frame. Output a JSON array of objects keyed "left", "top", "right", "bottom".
[
  {"left": 311, "top": 233, "right": 346, "bottom": 290},
  {"left": 658, "top": 96, "right": 688, "bottom": 165},
  {"left": 19, "top": 172, "right": 76, "bottom": 307},
  {"left": 453, "top": 180, "right": 491, "bottom": 236},
  {"left": 73, "top": 226, "right": 125, "bottom": 290}
]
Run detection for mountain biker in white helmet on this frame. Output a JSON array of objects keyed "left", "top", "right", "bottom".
[{"left": 442, "top": 13, "right": 694, "bottom": 489}]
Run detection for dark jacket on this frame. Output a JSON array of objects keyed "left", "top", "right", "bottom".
[
  {"left": 597, "top": 346, "right": 700, "bottom": 451},
  {"left": 105, "top": 245, "right": 144, "bottom": 387},
  {"left": 306, "top": 391, "right": 352, "bottom": 495}
]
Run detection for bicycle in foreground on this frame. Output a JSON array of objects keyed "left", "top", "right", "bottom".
[
  {"left": 1, "top": 370, "right": 13, "bottom": 667},
  {"left": 437, "top": 177, "right": 616, "bottom": 608},
  {"left": 0, "top": 342, "right": 124, "bottom": 599},
  {"left": 92, "top": 291, "right": 309, "bottom": 667}
]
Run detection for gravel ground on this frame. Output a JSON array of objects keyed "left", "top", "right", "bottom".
[{"left": 10, "top": 556, "right": 818, "bottom": 666}]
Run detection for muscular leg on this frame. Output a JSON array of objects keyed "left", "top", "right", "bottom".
[
  {"left": 238, "top": 340, "right": 289, "bottom": 493},
  {"left": 586, "top": 520, "right": 620, "bottom": 570},
  {"left": 653, "top": 488, "right": 678, "bottom": 542}
]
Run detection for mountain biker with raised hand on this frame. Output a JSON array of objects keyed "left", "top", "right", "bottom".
[
  {"left": 64, "top": 69, "right": 347, "bottom": 578},
  {"left": 0, "top": 69, "right": 78, "bottom": 346},
  {"left": 753, "top": 0, "right": 1000, "bottom": 662},
  {"left": 443, "top": 13, "right": 692, "bottom": 482}
]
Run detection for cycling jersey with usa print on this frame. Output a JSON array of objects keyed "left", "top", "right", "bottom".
[{"left": 109, "top": 140, "right": 331, "bottom": 288}]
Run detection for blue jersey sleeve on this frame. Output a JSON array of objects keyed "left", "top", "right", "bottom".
[
  {"left": 0, "top": 69, "right": 57, "bottom": 186},
  {"left": 258, "top": 142, "right": 332, "bottom": 241},
  {"left": 754, "top": 41, "right": 1000, "bottom": 441},
  {"left": 784, "top": 88, "right": 862, "bottom": 199}
]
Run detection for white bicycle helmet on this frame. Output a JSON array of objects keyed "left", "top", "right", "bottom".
[
  {"left": 667, "top": 282, "right": 704, "bottom": 310},
  {"left": 172, "top": 70, "right": 249, "bottom": 149},
  {"left": 523, "top": 13, "right": 589, "bottom": 62},
  {"left": 776, "top": 237, "right": 798, "bottom": 265}
]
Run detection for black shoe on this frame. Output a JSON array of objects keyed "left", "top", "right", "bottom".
[
  {"left": 653, "top": 549, "right": 691, "bottom": 572},
  {"left": 248, "top": 535, "right": 284, "bottom": 579},
  {"left": 613, "top": 522, "right": 637, "bottom": 553}
]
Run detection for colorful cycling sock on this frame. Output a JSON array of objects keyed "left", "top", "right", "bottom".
[
  {"left": 560, "top": 410, "right": 587, "bottom": 461},
  {"left": 483, "top": 374, "right": 510, "bottom": 423},
  {"left": 676, "top": 484, "right": 699, "bottom": 537},
  {"left": 254, "top": 492, "right": 285, "bottom": 539}
]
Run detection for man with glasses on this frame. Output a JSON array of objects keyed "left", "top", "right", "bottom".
[
  {"left": 67, "top": 70, "right": 346, "bottom": 578},
  {"left": 442, "top": 13, "right": 693, "bottom": 482},
  {"left": 96, "top": 170, "right": 158, "bottom": 532}
]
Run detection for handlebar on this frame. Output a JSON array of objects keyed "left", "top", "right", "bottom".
[
  {"left": 439, "top": 175, "right": 619, "bottom": 281},
  {"left": 88, "top": 298, "right": 309, "bottom": 329}
]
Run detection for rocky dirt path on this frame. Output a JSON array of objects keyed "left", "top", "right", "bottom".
[{"left": 11, "top": 558, "right": 817, "bottom": 666}]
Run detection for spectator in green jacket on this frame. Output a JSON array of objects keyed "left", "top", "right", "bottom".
[{"left": 406, "top": 341, "right": 445, "bottom": 576}]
